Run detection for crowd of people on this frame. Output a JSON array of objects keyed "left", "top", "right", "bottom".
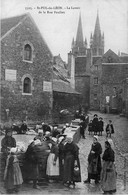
[
  {"left": 1, "top": 112, "right": 117, "bottom": 194},
  {"left": 88, "top": 114, "right": 115, "bottom": 137},
  {"left": 1, "top": 124, "right": 81, "bottom": 194}
]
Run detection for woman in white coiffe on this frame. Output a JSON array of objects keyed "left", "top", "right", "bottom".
[{"left": 46, "top": 137, "right": 59, "bottom": 182}]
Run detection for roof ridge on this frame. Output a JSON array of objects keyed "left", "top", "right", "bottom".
[
  {"left": 1, "top": 13, "right": 28, "bottom": 21},
  {"left": 1, "top": 14, "right": 28, "bottom": 40}
]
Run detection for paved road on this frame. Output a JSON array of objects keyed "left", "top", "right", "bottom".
[{"left": 0, "top": 111, "right": 128, "bottom": 194}]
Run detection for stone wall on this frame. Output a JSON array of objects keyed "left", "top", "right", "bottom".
[
  {"left": 90, "top": 62, "right": 102, "bottom": 110},
  {"left": 100, "top": 63, "right": 128, "bottom": 113},
  {"left": 122, "top": 78, "right": 128, "bottom": 117},
  {"left": 75, "top": 75, "right": 90, "bottom": 111},
  {"left": 1, "top": 15, "right": 53, "bottom": 124}
]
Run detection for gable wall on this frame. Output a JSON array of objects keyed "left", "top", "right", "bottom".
[{"left": 1, "top": 16, "right": 53, "bottom": 123}]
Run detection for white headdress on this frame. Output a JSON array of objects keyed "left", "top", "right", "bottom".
[
  {"left": 10, "top": 147, "right": 17, "bottom": 153},
  {"left": 45, "top": 131, "right": 50, "bottom": 135},
  {"left": 66, "top": 123, "right": 70, "bottom": 127},
  {"left": 54, "top": 126, "right": 58, "bottom": 130},
  {"left": 52, "top": 137, "right": 57, "bottom": 142},
  {"left": 34, "top": 139, "right": 41, "bottom": 145},
  {"left": 58, "top": 136, "right": 64, "bottom": 143},
  {"left": 94, "top": 135, "right": 98, "bottom": 141},
  {"left": 38, "top": 129, "right": 43, "bottom": 134},
  {"left": 107, "top": 138, "right": 114, "bottom": 150}
]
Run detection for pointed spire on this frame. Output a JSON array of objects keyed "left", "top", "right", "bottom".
[
  {"left": 91, "top": 11, "right": 104, "bottom": 56},
  {"left": 90, "top": 32, "right": 93, "bottom": 39},
  {"left": 94, "top": 10, "right": 101, "bottom": 37},
  {"left": 71, "top": 37, "right": 74, "bottom": 48},
  {"left": 90, "top": 33, "right": 93, "bottom": 47},
  {"left": 76, "top": 13, "right": 84, "bottom": 46},
  {"left": 85, "top": 37, "right": 87, "bottom": 47}
]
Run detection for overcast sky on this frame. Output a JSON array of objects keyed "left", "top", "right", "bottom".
[{"left": 1, "top": 0, "right": 128, "bottom": 62}]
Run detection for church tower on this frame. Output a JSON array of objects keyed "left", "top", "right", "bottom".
[
  {"left": 72, "top": 14, "right": 87, "bottom": 56},
  {"left": 90, "top": 11, "right": 104, "bottom": 56}
]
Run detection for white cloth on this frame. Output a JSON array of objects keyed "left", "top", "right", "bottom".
[
  {"left": 58, "top": 136, "right": 64, "bottom": 143},
  {"left": 52, "top": 137, "right": 57, "bottom": 142},
  {"left": 66, "top": 134, "right": 73, "bottom": 139},
  {"left": 46, "top": 153, "right": 59, "bottom": 176},
  {"left": 10, "top": 147, "right": 17, "bottom": 153},
  {"left": 28, "top": 139, "right": 34, "bottom": 145},
  {"left": 34, "top": 139, "right": 41, "bottom": 145}
]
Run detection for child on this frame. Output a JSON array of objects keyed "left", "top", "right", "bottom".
[
  {"left": 4, "top": 147, "right": 23, "bottom": 194},
  {"left": 98, "top": 117, "right": 104, "bottom": 136},
  {"left": 88, "top": 120, "right": 93, "bottom": 135},
  {"left": 106, "top": 120, "right": 114, "bottom": 138}
]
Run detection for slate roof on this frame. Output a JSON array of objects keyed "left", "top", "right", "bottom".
[
  {"left": 120, "top": 56, "right": 128, "bottom": 63},
  {"left": 53, "top": 79, "right": 81, "bottom": 95},
  {"left": 92, "top": 56, "right": 101, "bottom": 64},
  {"left": 53, "top": 66, "right": 69, "bottom": 82},
  {"left": 102, "top": 63, "right": 128, "bottom": 84},
  {"left": 1, "top": 14, "right": 27, "bottom": 38}
]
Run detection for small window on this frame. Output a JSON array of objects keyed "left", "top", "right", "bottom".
[
  {"left": 94, "top": 77, "right": 98, "bottom": 85},
  {"left": 95, "top": 65, "right": 98, "bottom": 71},
  {"left": 23, "top": 77, "right": 31, "bottom": 93},
  {"left": 106, "top": 96, "right": 110, "bottom": 103},
  {"left": 24, "top": 44, "right": 32, "bottom": 61},
  {"left": 108, "top": 56, "right": 113, "bottom": 63},
  {"left": 94, "top": 94, "right": 97, "bottom": 99}
]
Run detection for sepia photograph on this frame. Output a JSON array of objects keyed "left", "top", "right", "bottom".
[{"left": 0, "top": 0, "right": 128, "bottom": 194}]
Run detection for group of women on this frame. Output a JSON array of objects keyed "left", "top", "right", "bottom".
[
  {"left": 1, "top": 121, "right": 116, "bottom": 194},
  {"left": 1, "top": 127, "right": 81, "bottom": 193},
  {"left": 84, "top": 135, "right": 117, "bottom": 194},
  {"left": 23, "top": 131, "right": 81, "bottom": 189}
]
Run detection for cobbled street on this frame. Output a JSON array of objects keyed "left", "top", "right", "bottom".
[{"left": 0, "top": 111, "right": 128, "bottom": 195}]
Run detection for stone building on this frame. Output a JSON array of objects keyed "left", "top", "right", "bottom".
[
  {"left": 0, "top": 13, "right": 53, "bottom": 123},
  {"left": 90, "top": 49, "right": 128, "bottom": 113},
  {"left": 67, "top": 12, "right": 128, "bottom": 116},
  {"left": 68, "top": 12, "right": 104, "bottom": 112},
  {"left": 52, "top": 54, "right": 81, "bottom": 122},
  {"left": 122, "top": 78, "right": 128, "bottom": 117}
]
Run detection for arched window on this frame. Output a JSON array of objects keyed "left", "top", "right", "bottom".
[
  {"left": 24, "top": 44, "right": 32, "bottom": 61},
  {"left": 94, "top": 77, "right": 98, "bottom": 85},
  {"left": 23, "top": 77, "right": 31, "bottom": 93}
]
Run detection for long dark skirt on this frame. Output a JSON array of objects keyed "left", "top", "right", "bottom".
[
  {"left": 63, "top": 154, "right": 74, "bottom": 183},
  {"left": 88, "top": 156, "right": 101, "bottom": 181},
  {"left": 23, "top": 162, "right": 39, "bottom": 180},
  {"left": 101, "top": 161, "right": 116, "bottom": 192},
  {"left": 59, "top": 158, "right": 64, "bottom": 181},
  {"left": 63, "top": 154, "right": 81, "bottom": 183}
]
